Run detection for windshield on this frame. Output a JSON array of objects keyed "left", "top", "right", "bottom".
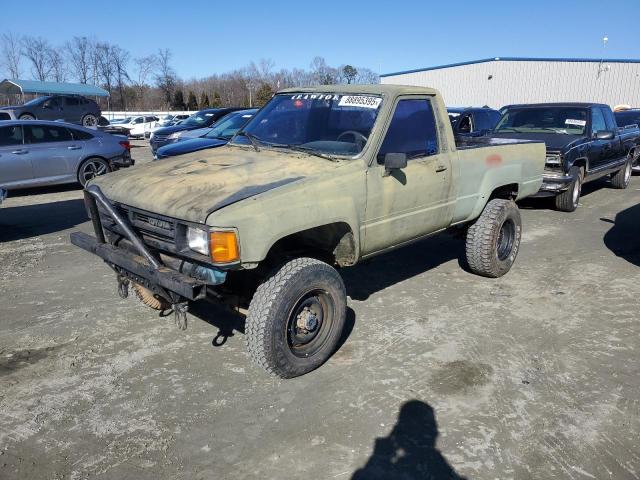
[
  {"left": 183, "top": 110, "right": 217, "bottom": 126},
  {"left": 23, "top": 97, "right": 46, "bottom": 106},
  {"left": 495, "top": 107, "right": 588, "bottom": 135},
  {"left": 230, "top": 93, "right": 383, "bottom": 156},
  {"left": 205, "top": 112, "right": 254, "bottom": 139}
]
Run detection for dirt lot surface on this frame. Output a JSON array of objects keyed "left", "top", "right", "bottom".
[{"left": 1, "top": 141, "right": 639, "bottom": 479}]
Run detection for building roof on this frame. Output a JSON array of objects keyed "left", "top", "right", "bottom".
[
  {"left": 381, "top": 57, "right": 640, "bottom": 78},
  {"left": 0, "top": 79, "right": 109, "bottom": 97}
]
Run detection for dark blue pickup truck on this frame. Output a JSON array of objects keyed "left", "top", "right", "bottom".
[{"left": 492, "top": 103, "right": 640, "bottom": 211}]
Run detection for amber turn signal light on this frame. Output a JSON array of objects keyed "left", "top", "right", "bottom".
[{"left": 210, "top": 231, "right": 239, "bottom": 263}]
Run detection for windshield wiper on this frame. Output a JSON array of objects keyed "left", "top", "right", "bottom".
[
  {"left": 234, "top": 131, "right": 261, "bottom": 151},
  {"left": 271, "top": 143, "right": 338, "bottom": 162}
]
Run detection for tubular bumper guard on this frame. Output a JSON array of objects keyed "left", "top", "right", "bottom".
[{"left": 70, "top": 185, "right": 206, "bottom": 301}]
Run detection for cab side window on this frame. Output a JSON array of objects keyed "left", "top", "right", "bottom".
[
  {"left": 24, "top": 125, "right": 73, "bottom": 144},
  {"left": 377, "top": 99, "right": 438, "bottom": 164},
  {"left": 0, "top": 125, "right": 23, "bottom": 146},
  {"left": 591, "top": 108, "right": 607, "bottom": 135}
]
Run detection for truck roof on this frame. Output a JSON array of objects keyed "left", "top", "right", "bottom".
[
  {"left": 503, "top": 102, "right": 609, "bottom": 109},
  {"left": 277, "top": 84, "right": 439, "bottom": 96}
]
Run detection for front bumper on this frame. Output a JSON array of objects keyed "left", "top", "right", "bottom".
[
  {"left": 531, "top": 171, "right": 573, "bottom": 198},
  {"left": 70, "top": 186, "right": 209, "bottom": 302}
]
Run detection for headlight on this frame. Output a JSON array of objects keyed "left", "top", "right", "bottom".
[
  {"left": 149, "top": 132, "right": 154, "bottom": 140},
  {"left": 168, "top": 132, "right": 181, "bottom": 140},
  {"left": 186, "top": 227, "right": 240, "bottom": 263},
  {"left": 187, "top": 227, "right": 209, "bottom": 255},
  {"left": 545, "top": 153, "right": 562, "bottom": 166}
]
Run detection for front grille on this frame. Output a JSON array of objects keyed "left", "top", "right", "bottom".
[
  {"left": 101, "top": 204, "right": 178, "bottom": 250},
  {"left": 0, "top": 112, "right": 11, "bottom": 120},
  {"left": 152, "top": 134, "right": 169, "bottom": 143}
]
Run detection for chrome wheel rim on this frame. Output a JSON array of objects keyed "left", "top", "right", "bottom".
[
  {"left": 624, "top": 161, "right": 631, "bottom": 183},
  {"left": 572, "top": 178, "right": 581, "bottom": 206},
  {"left": 83, "top": 115, "right": 97, "bottom": 127},
  {"left": 20, "top": 114, "right": 35, "bottom": 120},
  {"left": 81, "top": 160, "right": 107, "bottom": 184}
]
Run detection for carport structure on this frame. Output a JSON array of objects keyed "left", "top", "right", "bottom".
[{"left": 0, "top": 79, "right": 109, "bottom": 105}]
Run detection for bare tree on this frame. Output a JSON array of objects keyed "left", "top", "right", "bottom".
[
  {"left": 356, "top": 67, "right": 379, "bottom": 84},
  {"left": 132, "top": 54, "right": 157, "bottom": 108},
  {"left": 48, "top": 48, "right": 66, "bottom": 82},
  {"left": 155, "top": 48, "right": 176, "bottom": 108},
  {"left": 66, "top": 36, "right": 92, "bottom": 83},
  {"left": 94, "top": 42, "right": 115, "bottom": 97},
  {"left": 310, "top": 56, "right": 337, "bottom": 85},
  {"left": 1, "top": 32, "right": 22, "bottom": 79},
  {"left": 111, "top": 45, "right": 130, "bottom": 109},
  {"left": 22, "top": 36, "right": 53, "bottom": 81}
]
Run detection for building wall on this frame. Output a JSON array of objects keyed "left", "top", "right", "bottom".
[{"left": 381, "top": 60, "right": 640, "bottom": 108}]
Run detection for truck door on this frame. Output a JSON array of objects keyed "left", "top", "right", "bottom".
[
  {"left": 602, "top": 107, "right": 624, "bottom": 161},
  {"left": 589, "top": 106, "right": 615, "bottom": 169},
  {"left": 363, "top": 97, "right": 454, "bottom": 254}
]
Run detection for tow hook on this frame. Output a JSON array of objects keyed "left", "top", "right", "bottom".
[
  {"left": 117, "top": 275, "right": 129, "bottom": 299},
  {"left": 174, "top": 301, "right": 189, "bottom": 330}
]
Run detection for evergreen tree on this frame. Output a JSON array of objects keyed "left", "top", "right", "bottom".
[
  {"left": 255, "top": 83, "right": 274, "bottom": 107},
  {"left": 199, "top": 91, "right": 210, "bottom": 108},
  {"left": 211, "top": 91, "right": 222, "bottom": 107},
  {"left": 171, "top": 90, "right": 185, "bottom": 110},
  {"left": 186, "top": 91, "right": 198, "bottom": 111}
]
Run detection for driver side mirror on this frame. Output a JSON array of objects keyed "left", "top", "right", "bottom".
[
  {"left": 43, "top": 102, "right": 52, "bottom": 109},
  {"left": 595, "top": 130, "right": 615, "bottom": 140},
  {"left": 383, "top": 153, "right": 407, "bottom": 177}
]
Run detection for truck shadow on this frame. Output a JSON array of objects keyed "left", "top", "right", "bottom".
[
  {"left": 351, "top": 399, "right": 467, "bottom": 480},
  {"left": 343, "top": 232, "right": 464, "bottom": 301},
  {"left": 601, "top": 202, "right": 640, "bottom": 267},
  {"left": 0, "top": 199, "right": 88, "bottom": 242}
]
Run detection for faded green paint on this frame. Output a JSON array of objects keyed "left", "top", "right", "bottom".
[{"left": 90, "top": 84, "right": 546, "bottom": 268}]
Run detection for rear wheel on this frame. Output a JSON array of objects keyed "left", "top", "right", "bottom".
[
  {"left": 555, "top": 166, "right": 583, "bottom": 212},
  {"left": 246, "top": 257, "right": 347, "bottom": 378},
  {"left": 465, "top": 199, "right": 522, "bottom": 278},
  {"left": 19, "top": 113, "right": 35, "bottom": 120},
  {"left": 610, "top": 156, "right": 632, "bottom": 189},
  {"left": 82, "top": 114, "right": 98, "bottom": 127},
  {"left": 78, "top": 157, "right": 110, "bottom": 186}
]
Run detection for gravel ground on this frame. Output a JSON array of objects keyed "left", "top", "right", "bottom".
[{"left": 1, "top": 141, "right": 639, "bottom": 479}]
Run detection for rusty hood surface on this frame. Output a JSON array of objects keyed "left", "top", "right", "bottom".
[{"left": 90, "top": 146, "right": 340, "bottom": 223}]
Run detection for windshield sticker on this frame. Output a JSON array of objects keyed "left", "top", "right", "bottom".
[
  {"left": 565, "top": 119, "right": 586, "bottom": 126},
  {"left": 205, "top": 113, "right": 214, "bottom": 117},
  {"left": 290, "top": 94, "right": 340, "bottom": 101},
  {"left": 338, "top": 95, "right": 382, "bottom": 109}
]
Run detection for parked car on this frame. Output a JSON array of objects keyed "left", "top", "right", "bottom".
[
  {"left": 447, "top": 107, "right": 501, "bottom": 136},
  {"left": 614, "top": 109, "right": 640, "bottom": 171},
  {"left": 71, "top": 84, "right": 546, "bottom": 378},
  {"left": 154, "top": 114, "right": 190, "bottom": 129},
  {"left": 155, "top": 109, "right": 257, "bottom": 159},
  {"left": 109, "top": 115, "right": 159, "bottom": 139},
  {"left": 149, "top": 108, "right": 242, "bottom": 154},
  {"left": 493, "top": 103, "right": 640, "bottom": 211},
  {"left": 96, "top": 116, "right": 132, "bottom": 136},
  {"left": 0, "top": 95, "right": 101, "bottom": 127},
  {"left": 0, "top": 120, "right": 134, "bottom": 190}
]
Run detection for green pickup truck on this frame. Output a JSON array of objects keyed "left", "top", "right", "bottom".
[{"left": 72, "top": 85, "right": 546, "bottom": 378}]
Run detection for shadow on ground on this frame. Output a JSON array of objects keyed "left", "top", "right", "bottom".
[
  {"left": 0, "top": 199, "right": 88, "bottom": 242},
  {"left": 601, "top": 202, "right": 640, "bottom": 266},
  {"left": 352, "top": 400, "right": 466, "bottom": 480}
]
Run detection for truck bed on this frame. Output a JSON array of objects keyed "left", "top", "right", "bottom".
[{"left": 455, "top": 135, "right": 538, "bottom": 150}]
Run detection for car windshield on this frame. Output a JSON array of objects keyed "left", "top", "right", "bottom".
[
  {"left": 495, "top": 107, "right": 588, "bottom": 135},
  {"left": 183, "top": 111, "right": 217, "bottom": 126},
  {"left": 23, "top": 97, "right": 46, "bottom": 106},
  {"left": 205, "top": 112, "right": 254, "bottom": 139},
  {"left": 230, "top": 93, "right": 383, "bottom": 157}
]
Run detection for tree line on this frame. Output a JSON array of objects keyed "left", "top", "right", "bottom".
[{"left": 0, "top": 33, "right": 379, "bottom": 111}]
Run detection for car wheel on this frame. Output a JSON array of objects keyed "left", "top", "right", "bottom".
[
  {"left": 19, "top": 113, "right": 35, "bottom": 120},
  {"left": 554, "top": 166, "right": 583, "bottom": 212},
  {"left": 246, "top": 257, "right": 347, "bottom": 378},
  {"left": 78, "top": 157, "right": 110, "bottom": 187},
  {"left": 610, "top": 156, "right": 632, "bottom": 189},
  {"left": 465, "top": 198, "right": 522, "bottom": 278},
  {"left": 82, "top": 114, "right": 98, "bottom": 127}
]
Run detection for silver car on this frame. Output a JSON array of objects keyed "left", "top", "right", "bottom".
[{"left": 0, "top": 120, "right": 134, "bottom": 190}]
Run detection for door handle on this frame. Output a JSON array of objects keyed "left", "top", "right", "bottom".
[
  {"left": 11, "top": 149, "right": 28, "bottom": 155},
  {"left": 435, "top": 164, "right": 448, "bottom": 172},
  {"left": 68, "top": 145, "right": 81, "bottom": 150}
]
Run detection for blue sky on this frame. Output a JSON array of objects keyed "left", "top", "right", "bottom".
[{"left": 2, "top": 0, "right": 639, "bottom": 79}]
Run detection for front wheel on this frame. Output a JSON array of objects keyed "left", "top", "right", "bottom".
[
  {"left": 246, "top": 257, "right": 347, "bottom": 378},
  {"left": 19, "top": 113, "right": 35, "bottom": 120},
  {"left": 78, "top": 157, "right": 110, "bottom": 186},
  {"left": 465, "top": 198, "right": 522, "bottom": 278},
  {"left": 555, "top": 166, "right": 583, "bottom": 212},
  {"left": 82, "top": 114, "right": 98, "bottom": 127}
]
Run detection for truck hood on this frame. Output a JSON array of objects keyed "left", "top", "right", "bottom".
[
  {"left": 156, "top": 137, "right": 227, "bottom": 159},
  {"left": 90, "top": 146, "right": 341, "bottom": 223},
  {"left": 153, "top": 123, "right": 201, "bottom": 135},
  {"left": 490, "top": 132, "right": 583, "bottom": 152}
]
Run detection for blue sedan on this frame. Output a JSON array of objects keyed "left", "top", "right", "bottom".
[{"left": 155, "top": 109, "right": 257, "bottom": 160}]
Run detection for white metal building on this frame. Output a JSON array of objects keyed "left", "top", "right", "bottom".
[{"left": 380, "top": 57, "right": 640, "bottom": 108}]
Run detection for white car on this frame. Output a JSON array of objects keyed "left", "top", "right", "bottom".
[{"left": 112, "top": 115, "right": 159, "bottom": 138}]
